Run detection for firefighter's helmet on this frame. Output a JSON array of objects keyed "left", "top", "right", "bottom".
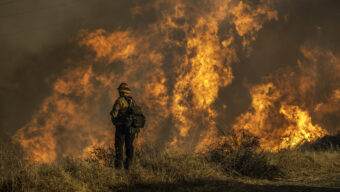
[{"left": 117, "top": 83, "right": 131, "bottom": 94}]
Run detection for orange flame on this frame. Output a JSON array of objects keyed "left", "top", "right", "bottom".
[
  {"left": 15, "top": 0, "right": 335, "bottom": 163},
  {"left": 279, "top": 104, "right": 327, "bottom": 149},
  {"left": 232, "top": 44, "right": 339, "bottom": 151}
]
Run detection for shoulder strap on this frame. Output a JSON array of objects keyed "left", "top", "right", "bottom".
[{"left": 123, "top": 96, "right": 133, "bottom": 107}]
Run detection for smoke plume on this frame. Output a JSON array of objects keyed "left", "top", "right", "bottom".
[{"left": 1, "top": 0, "right": 339, "bottom": 162}]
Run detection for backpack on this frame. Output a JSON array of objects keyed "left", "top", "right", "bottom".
[{"left": 118, "top": 96, "right": 146, "bottom": 130}]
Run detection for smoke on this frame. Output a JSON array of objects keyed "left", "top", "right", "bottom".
[
  {"left": 219, "top": 0, "right": 340, "bottom": 133},
  {"left": 0, "top": 0, "right": 146, "bottom": 137},
  {"left": 1, "top": 0, "right": 340, "bottom": 162}
]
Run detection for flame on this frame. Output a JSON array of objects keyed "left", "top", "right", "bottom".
[
  {"left": 230, "top": 0, "right": 277, "bottom": 46},
  {"left": 170, "top": 1, "right": 234, "bottom": 151},
  {"left": 233, "top": 82, "right": 328, "bottom": 151},
  {"left": 167, "top": 0, "right": 277, "bottom": 151},
  {"left": 13, "top": 66, "right": 113, "bottom": 162},
  {"left": 78, "top": 29, "right": 137, "bottom": 62},
  {"left": 279, "top": 104, "right": 327, "bottom": 149},
  {"left": 315, "top": 89, "right": 340, "bottom": 114},
  {"left": 232, "top": 44, "right": 340, "bottom": 151},
  {"left": 17, "top": 0, "right": 337, "bottom": 163}
]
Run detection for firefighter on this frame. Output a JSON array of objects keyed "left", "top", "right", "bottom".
[{"left": 110, "top": 83, "right": 137, "bottom": 169}]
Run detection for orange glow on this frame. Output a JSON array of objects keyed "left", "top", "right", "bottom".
[
  {"left": 13, "top": 0, "right": 333, "bottom": 163},
  {"left": 279, "top": 104, "right": 328, "bottom": 149},
  {"left": 233, "top": 82, "right": 328, "bottom": 151}
]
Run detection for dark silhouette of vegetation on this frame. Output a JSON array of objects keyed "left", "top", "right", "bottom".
[{"left": 207, "top": 130, "right": 281, "bottom": 179}]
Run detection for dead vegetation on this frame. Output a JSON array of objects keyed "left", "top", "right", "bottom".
[{"left": 0, "top": 135, "right": 339, "bottom": 192}]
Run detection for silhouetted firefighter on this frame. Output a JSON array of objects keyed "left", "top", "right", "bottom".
[{"left": 110, "top": 83, "right": 145, "bottom": 169}]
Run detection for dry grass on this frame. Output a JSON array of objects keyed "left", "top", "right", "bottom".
[
  {"left": 0, "top": 138, "right": 339, "bottom": 192},
  {"left": 267, "top": 149, "right": 340, "bottom": 187}
]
